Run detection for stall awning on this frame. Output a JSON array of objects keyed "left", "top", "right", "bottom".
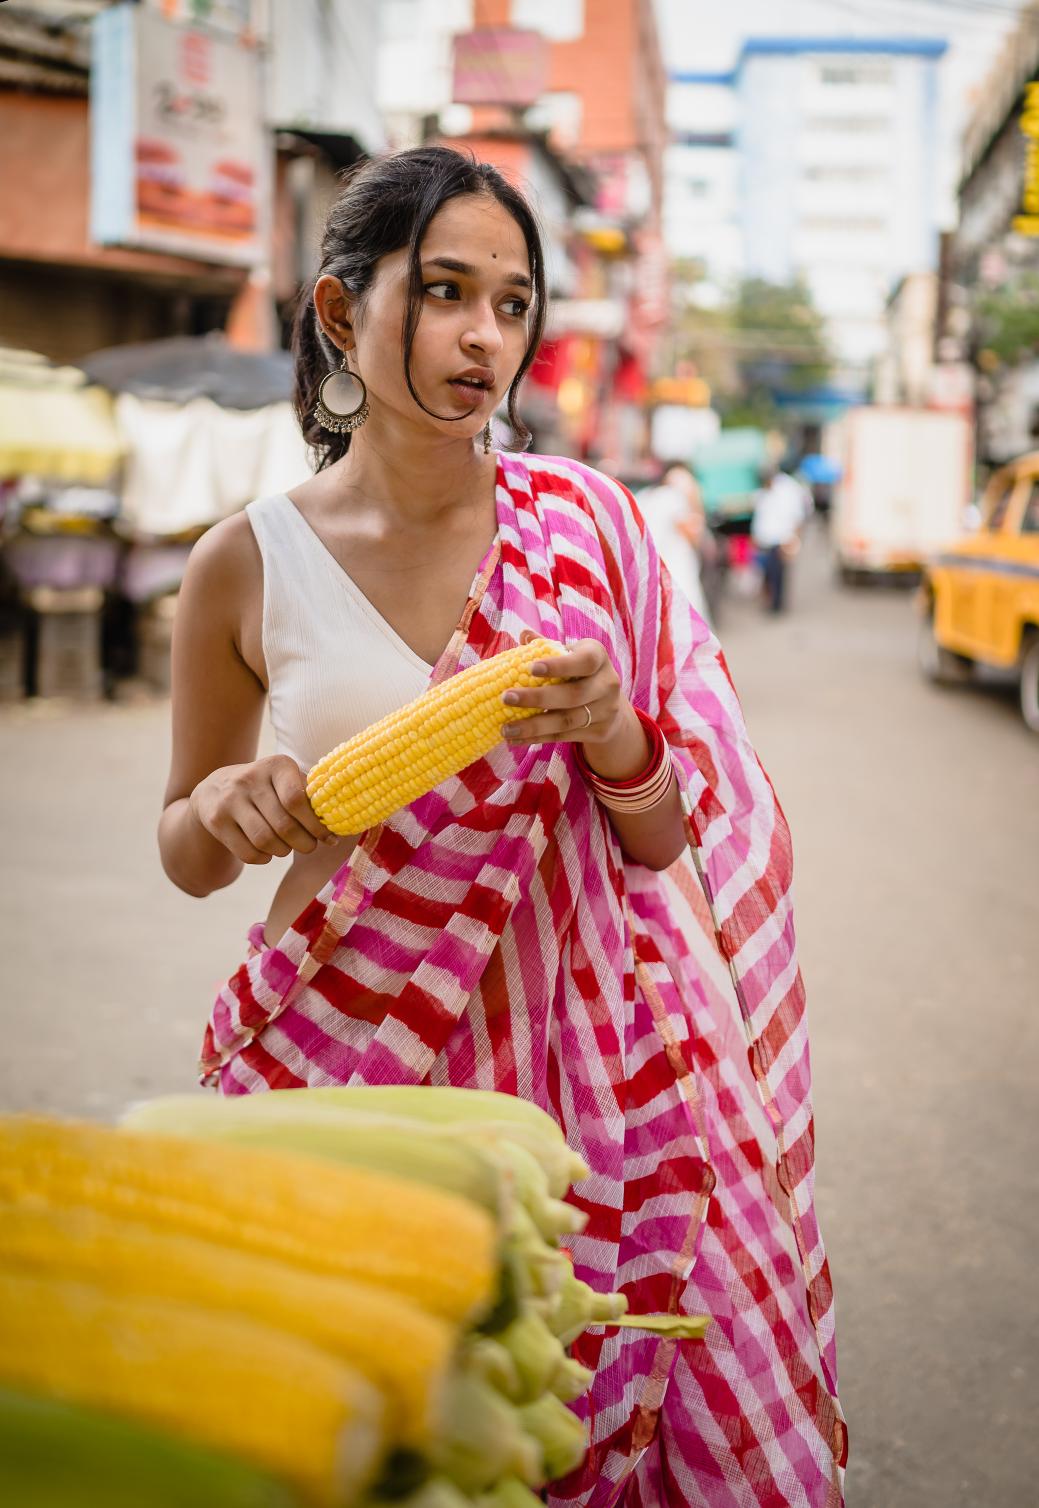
[{"left": 0, "top": 349, "right": 125, "bottom": 486}]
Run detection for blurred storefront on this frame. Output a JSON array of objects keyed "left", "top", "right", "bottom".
[
  {"left": 0, "top": 0, "right": 381, "bottom": 700},
  {"left": 945, "top": 0, "right": 1039, "bottom": 465}
]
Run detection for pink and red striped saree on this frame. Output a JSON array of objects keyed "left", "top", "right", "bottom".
[{"left": 201, "top": 453, "right": 846, "bottom": 1506}]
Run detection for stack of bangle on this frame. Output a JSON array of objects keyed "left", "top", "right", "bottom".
[{"left": 575, "top": 707, "right": 675, "bottom": 814}]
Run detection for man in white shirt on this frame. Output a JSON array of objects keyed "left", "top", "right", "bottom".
[{"left": 751, "top": 466, "right": 812, "bottom": 614}]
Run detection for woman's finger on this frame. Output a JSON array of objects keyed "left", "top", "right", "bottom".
[
  {"left": 529, "top": 640, "right": 608, "bottom": 682},
  {"left": 215, "top": 817, "right": 276, "bottom": 866},
  {"left": 271, "top": 762, "right": 337, "bottom": 844},
  {"left": 252, "top": 786, "right": 322, "bottom": 855},
  {"left": 235, "top": 804, "right": 293, "bottom": 859},
  {"left": 504, "top": 702, "right": 604, "bottom": 744},
  {"left": 502, "top": 673, "right": 612, "bottom": 713}
]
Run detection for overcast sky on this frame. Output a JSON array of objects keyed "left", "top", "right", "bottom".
[{"left": 654, "top": 0, "right": 1028, "bottom": 216}]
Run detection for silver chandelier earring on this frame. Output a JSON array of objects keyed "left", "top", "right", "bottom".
[
  {"left": 314, "top": 354, "right": 369, "bottom": 434},
  {"left": 482, "top": 422, "right": 492, "bottom": 455}
]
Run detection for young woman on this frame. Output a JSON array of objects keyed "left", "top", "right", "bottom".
[{"left": 159, "top": 147, "right": 845, "bottom": 1507}]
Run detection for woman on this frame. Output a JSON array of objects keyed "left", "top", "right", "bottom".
[
  {"left": 638, "top": 462, "right": 714, "bottom": 625},
  {"left": 159, "top": 147, "right": 845, "bottom": 1507}
]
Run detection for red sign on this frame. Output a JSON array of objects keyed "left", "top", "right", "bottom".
[{"left": 452, "top": 28, "right": 549, "bottom": 108}]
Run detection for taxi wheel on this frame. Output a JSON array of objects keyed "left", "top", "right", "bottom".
[
  {"left": 918, "top": 613, "right": 971, "bottom": 685},
  {"left": 1020, "top": 636, "right": 1039, "bottom": 733}
]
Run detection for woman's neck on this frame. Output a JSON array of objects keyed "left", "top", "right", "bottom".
[{"left": 329, "top": 423, "right": 494, "bottom": 530}]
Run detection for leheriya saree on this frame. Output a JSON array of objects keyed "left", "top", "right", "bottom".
[{"left": 201, "top": 453, "right": 847, "bottom": 1507}]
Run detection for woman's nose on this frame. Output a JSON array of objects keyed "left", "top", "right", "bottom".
[{"left": 463, "top": 304, "right": 504, "bottom": 355}]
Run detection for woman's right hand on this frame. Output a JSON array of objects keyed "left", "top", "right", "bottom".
[{"left": 188, "top": 755, "right": 337, "bottom": 865}]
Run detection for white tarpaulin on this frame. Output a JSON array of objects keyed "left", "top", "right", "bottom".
[{"left": 115, "top": 394, "right": 312, "bottom": 536}]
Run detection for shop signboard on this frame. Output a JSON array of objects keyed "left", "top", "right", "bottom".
[
  {"left": 147, "top": 0, "right": 258, "bottom": 39},
  {"left": 91, "top": 2, "right": 265, "bottom": 266},
  {"left": 1012, "top": 81, "right": 1039, "bottom": 236},
  {"left": 452, "top": 28, "right": 548, "bottom": 108}
]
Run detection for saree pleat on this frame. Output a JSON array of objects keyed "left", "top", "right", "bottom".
[{"left": 201, "top": 453, "right": 846, "bottom": 1506}]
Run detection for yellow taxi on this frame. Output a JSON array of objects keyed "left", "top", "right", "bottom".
[{"left": 918, "top": 450, "right": 1039, "bottom": 732}]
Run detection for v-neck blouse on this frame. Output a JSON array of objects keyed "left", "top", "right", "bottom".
[{"left": 245, "top": 491, "right": 498, "bottom": 773}]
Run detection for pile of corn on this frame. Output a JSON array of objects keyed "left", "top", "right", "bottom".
[{"left": 0, "top": 1087, "right": 707, "bottom": 1507}]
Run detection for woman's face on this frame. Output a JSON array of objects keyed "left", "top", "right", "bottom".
[{"left": 316, "top": 193, "right": 533, "bottom": 446}]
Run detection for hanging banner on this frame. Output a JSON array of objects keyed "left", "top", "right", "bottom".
[
  {"left": 452, "top": 28, "right": 548, "bottom": 108},
  {"left": 91, "top": 2, "right": 264, "bottom": 266},
  {"left": 1012, "top": 81, "right": 1039, "bottom": 236}
]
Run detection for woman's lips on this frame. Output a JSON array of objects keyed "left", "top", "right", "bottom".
[{"left": 447, "top": 379, "right": 490, "bottom": 405}]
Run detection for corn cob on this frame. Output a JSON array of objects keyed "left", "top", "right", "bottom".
[
  {"left": 121, "top": 1097, "right": 505, "bottom": 1226},
  {"left": 492, "top": 1312, "right": 579, "bottom": 1404},
  {"left": 476, "top": 1479, "right": 547, "bottom": 1508},
  {"left": 435, "top": 1373, "right": 540, "bottom": 1494},
  {"left": 516, "top": 1394, "right": 589, "bottom": 1483},
  {"left": 459, "top": 1334, "right": 522, "bottom": 1399},
  {"left": 237, "top": 1085, "right": 591, "bottom": 1198},
  {"left": 369, "top": 1482, "right": 472, "bottom": 1508},
  {"left": 485, "top": 1137, "right": 587, "bottom": 1241},
  {"left": 537, "top": 1268, "right": 629, "bottom": 1346},
  {"left": 0, "top": 1270, "right": 384, "bottom": 1507},
  {"left": 536, "top": 1267, "right": 709, "bottom": 1346},
  {"left": 123, "top": 1093, "right": 582, "bottom": 1242},
  {"left": 0, "top": 1116, "right": 496, "bottom": 1327},
  {"left": 0, "top": 1387, "right": 299, "bottom": 1508},
  {"left": 0, "top": 1202, "right": 454, "bottom": 1448},
  {"left": 307, "top": 638, "right": 565, "bottom": 836}
]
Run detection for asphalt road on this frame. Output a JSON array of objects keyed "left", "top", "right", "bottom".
[{"left": 1, "top": 523, "right": 1036, "bottom": 1506}]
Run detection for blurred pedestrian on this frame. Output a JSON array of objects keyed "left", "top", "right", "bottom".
[
  {"left": 159, "top": 146, "right": 844, "bottom": 1506},
  {"left": 638, "top": 461, "right": 711, "bottom": 623},
  {"left": 752, "top": 463, "right": 812, "bottom": 613}
]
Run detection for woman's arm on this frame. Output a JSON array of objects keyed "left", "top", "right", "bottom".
[
  {"left": 503, "top": 641, "right": 688, "bottom": 872},
  {"left": 159, "top": 511, "right": 348, "bottom": 898},
  {"left": 578, "top": 703, "right": 687, "bottom": 871},
  {"left": 158, "top": 517, "right": 267, "bottom": 896}
]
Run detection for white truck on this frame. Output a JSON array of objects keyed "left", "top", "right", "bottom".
[{"left": 830, "top": 406, "right": 973, "bottom": 580}]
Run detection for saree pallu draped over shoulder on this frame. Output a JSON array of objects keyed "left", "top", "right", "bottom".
[{"left": 201, "top": 453, "right": 847, "bottom": 1507}]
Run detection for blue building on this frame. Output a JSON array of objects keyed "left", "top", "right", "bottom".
[{"left": 669, "top": 37, "right": 947, "bottom": 382}]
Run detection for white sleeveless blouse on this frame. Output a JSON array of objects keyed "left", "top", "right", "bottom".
[{"left": 245, "top": 493, "right": 433, "bottom": 773}]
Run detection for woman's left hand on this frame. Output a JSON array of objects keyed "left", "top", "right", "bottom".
[{"left": 501, "top": 633, "right": 636, "bottom": 753}]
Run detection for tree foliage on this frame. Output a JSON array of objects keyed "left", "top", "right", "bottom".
[
  {"left": 670, "top": 271, "right": 832, "bottom": 427},
  {"left": 975, "top": 273, "right": 1039, "bottom": 367}
]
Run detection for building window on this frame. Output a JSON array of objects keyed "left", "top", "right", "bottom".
[
  {"left": 524, "top": 91, "right": 583, "bottom": 150},
  {"left": 511, "top": 0, "right": 584, "bottom": 42},
  {"left": 800, "top": 216, "right": 887, "bottom": 234},
  {"left": 803, "top": 164, "right": 888, "bottom": 183},
  {"left": 818, "top": 63, "right": 893, "bottom": 86},
  {"left": 805, "top": 116, "right": 890, "bottom": 133}
]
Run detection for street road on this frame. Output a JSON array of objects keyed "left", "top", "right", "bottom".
[{"left": 1, "top": 524, "right": 1036, "bottom": 1506}]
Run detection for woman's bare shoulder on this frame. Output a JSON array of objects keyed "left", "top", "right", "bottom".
[
  {"left": 178, "top": 510, "right": 265, "bottom": 679},
  {"left": 184, "top": 510, "right": 260, "bottom": 587}
]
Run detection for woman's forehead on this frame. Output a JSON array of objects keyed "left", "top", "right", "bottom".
[{"left": 422, "top": 195, "right": 530, "bottom": 268}]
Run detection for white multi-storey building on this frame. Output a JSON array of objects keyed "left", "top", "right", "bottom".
[
  {"left": 738, "top": 38, "right": 946, "bottom": 375},
  {"left": 667, "top": 37, "right": 947, "bottom": 381},
  {"left": 664, "top": 74, "right": 741, "bottom": 293}
]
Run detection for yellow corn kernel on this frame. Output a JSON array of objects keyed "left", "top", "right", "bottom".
[
  {"left": 0, "top": 1203, "right": 454, "bottom": 1448},
  {"left": 0, "top": 1116, "right": 497, "bottom": 1328},
  {"left": 307, "top": 638, "right": 564, "bottom": 836},
  {"left": 0, "top": 1269, "right": 384, "bottom": 1507}
]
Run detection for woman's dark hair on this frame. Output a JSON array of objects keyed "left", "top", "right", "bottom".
[{"left": 292, "top": 145, "right": 548, "bottom": 470}]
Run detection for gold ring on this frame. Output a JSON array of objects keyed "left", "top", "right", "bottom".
[{"left": 581, "top": 705, "right": 593, "bottom": 730}]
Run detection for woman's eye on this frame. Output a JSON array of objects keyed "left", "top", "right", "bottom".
[
  {"left": 424, "top": 282, "right": 459, "bottom": 300},
  {"left": 502, "top": 298, "right": 530, "bottom": 318}
]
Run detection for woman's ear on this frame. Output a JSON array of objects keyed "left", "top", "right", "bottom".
[{"left": 314, "top": 274, "right": 356, "bottom": 353}]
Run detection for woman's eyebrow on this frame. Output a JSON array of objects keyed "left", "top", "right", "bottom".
[{"left": 422, "top": 256, "right": 533, "bottom": 291}]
